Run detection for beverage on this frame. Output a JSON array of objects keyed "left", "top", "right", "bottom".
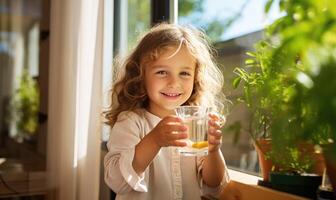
[{"left": 175, "top": 106, "right": 211, "bottom": 156}]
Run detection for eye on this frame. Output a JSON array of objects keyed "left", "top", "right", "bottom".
[
  {"left": 155, "top": 70, "right": 167, "bottom": 76},
  {"left": 180, "top": 71, "right": 192, "bottom": 76}
]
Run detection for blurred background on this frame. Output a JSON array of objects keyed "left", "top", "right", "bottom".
[{"left": 0, "top": 0, "right": 282, "bottom": 199}]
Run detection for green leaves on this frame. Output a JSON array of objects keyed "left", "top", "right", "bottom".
[
  {"left": 10, "top": 69, "right": 40, "bottom": 135},
  {"left": 232, "top": 77, "right": 241, "bottom": 89},
  {"left": 245, "top": 59, "right": 255, "bottom": 66},
  {"left": 264, "top": 0, "right": 274, "bottom": 14},
  {"left": 232, "top": 0, "right": 336, "bottom": 173}
]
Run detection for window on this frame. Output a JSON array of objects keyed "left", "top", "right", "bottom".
[
  {"left": 100, "top": 1, "right": 151, "bottom": 198},
  {"left": 102, "top": 0, "right": 151, "bottom": 142},
  {"left": 127, "top": 0, "right": 151, "bottom": 50},
  {"left": 178, "top": 0, "right": 282, "bottom": 176},
  {"left": 178, "top": 0, "right": 282, "bottom": 42}
]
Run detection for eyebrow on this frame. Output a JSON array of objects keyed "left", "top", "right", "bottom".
[
  {"left": 180, "top": 66, "right": 194, "bottom": 70},
  {"left": 151, "top": 65, "right": 194, "bottom": 70}
]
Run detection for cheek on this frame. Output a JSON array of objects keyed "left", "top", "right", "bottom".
[
  {"left": 144, "top": 74, "right": 152, "bottom": 91},
  {"left": 185, "top": 80, "right": 194, "bottom": 94},
  {"left": 145, "top": 78, "right": 159, "bottom": 94}
]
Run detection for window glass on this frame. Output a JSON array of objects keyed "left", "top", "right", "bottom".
[
  {"left": 178, "top": 0, "right": 281, "bottom": 176},
  {"left": 102, "top": 0, "right": 151, "bottom": 142},
  {"left": 178, "top": 0, "right": 282, "bottom": 42},
  {"left": 127, "top": 0, "right": 151, "bottom": 50}
]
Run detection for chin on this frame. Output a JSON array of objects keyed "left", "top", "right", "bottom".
[{"left": 163, "top": 104, "right": 179, "bottom": 111}]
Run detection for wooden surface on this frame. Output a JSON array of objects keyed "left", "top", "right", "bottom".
[
  {"left": 219, "top": 180, "right": 309, "bottom": 200},
  {"left": 0, "top": 158, "right": 46, "bottom": 198}
]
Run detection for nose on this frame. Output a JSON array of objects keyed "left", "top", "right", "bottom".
[{"left": 167, "top": 74, "right": 180, "bottom": 88}]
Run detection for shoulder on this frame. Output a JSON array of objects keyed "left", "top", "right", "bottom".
[
  {"left": 107, "top": 110, "right": 149, "bottom": 148},
  {"left": 114, "top": 108, "right": 156, "bottom": 130},
  {"left": 116, "top": 109, "right": 146, "bottom": 122},
  {"left": 114, "top": 109, "right": 161, "bottom": 135},
  {"left": 117, "top": 109, "right": 161, "bottom": 123}
]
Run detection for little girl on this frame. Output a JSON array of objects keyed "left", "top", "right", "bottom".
[{"left": 104, "top": 23, "right": 230, "bottom": 200}]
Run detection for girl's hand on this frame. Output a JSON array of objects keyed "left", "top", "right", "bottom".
[
  {"left": 150, "top": 115, "right": 188, "bottom": 147},
  {"left": 208, "top": 113, "right": 223, "bottom": 153}
]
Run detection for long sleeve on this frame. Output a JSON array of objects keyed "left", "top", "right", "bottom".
[
  {"left": 104, "top": 109, "right": 218, "bottom": 200},
  {"left": 104, "top": 111, "right": 148, "bottom": 194},
  {"left": 196, "top": 156, "right": 230, "bottom": 199}
]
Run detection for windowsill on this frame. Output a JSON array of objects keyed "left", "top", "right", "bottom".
[
  {"left": 223, "top": 169, "right": 309, "bottom": 200},
  {"left": 228, "top": 169, "right": 261, "bottom": 185}
]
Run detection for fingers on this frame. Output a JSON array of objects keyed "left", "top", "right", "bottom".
[
  {"left": 170, "top": 131, "right": 188, "bottom": 140},
  {"left": 207, "top": 115, "right": 223, "bottom": 150},
  {"left": 162, "top": 115, "right": 183, "bottom": 123},
  {"left": 209, "top": 119, "right": 221, "bottom": 129},
  {"left": 208, "top": 127, "right": 222, "bottom": 145},
  {"left": 153, "top": 130, "right": 187, "bottom": 147},
  {"left": 209, "top": 113, "right": 221, "bottom": 121},
  {"left": 161, "top": 132, "right": 187, "bottom": 147},
  {"left": 160, "top": 115, "right": 188, "bottom": 133},
  {"left": 165, "top": 122, "right": 187, "bottom": 133},
  {"left": 208, "top": 127, "right": 222, "bottom": 138},
  {"left": 171, "top": 140, "right": 187, "bottom": 147},
  {"left": 153, "top": 116, "right": 188, "bottom": 147},
  {"left": 157, "top": 115, "right": 187, "bottom": 133},
  {"left": 209, "top": 113, "right": 226, "bottom": 128},
  {"left": 165, "top": 119, "right": 188, "bottom": 147}
]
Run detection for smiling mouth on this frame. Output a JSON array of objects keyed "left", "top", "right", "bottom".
[{"left": 161, "top": 92, "right": 182, "bottom": 97}]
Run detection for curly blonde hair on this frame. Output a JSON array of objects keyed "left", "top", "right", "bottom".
[{"left": 104, "top": 23, "right": 225, "bottom": 127}]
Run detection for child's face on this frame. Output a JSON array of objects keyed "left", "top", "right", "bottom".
[{"left": 145, "top": 45, "right": 196, "bottom": 118}]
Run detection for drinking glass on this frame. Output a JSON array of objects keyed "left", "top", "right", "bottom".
[
  {"left": 214, "top": 99, "right": 232, "bottom": 127},
  {"left": 175, "top": 106, "right": 212, "bottom": 156},
  {"left": 175, "top": 101, "right": 231, "bottom": 156}
]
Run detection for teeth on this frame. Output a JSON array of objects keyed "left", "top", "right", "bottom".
[{"left": 163, "top": 93, "right": 180, "bottom": 97}]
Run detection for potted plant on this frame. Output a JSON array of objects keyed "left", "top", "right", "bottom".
[
  {"left": 233, "top": 0, "right": 336, "bottom": 198},
  {"left": 232, "top": 40, "right": 275, "bottom": 182}
]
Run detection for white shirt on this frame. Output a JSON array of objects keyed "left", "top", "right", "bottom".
[{"left": 104, "top": 109, "right": 229, "bottom": 200}]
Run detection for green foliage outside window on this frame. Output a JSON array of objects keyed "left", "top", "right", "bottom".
[
  {"left": 233, "top": 0, "right": 336, "bottom": 172},
  {"left": 9, "top": 69, "right": 39, "bottom": 139},
  {"left": 127, "top": 0, "right": 151, "bottom": 50}
]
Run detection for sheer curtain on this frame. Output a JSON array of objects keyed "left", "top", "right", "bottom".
[{"left": 47, "top": 0, "right": 104, "bottom": 199}]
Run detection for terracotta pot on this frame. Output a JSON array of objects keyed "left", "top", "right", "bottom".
[
  {"left": 255, "top": 140, "right": 326, "bottom": 182},
  {"left": 297, "top": 142, "right": 326, "bottom": 176},
  {"left": 254, "top": 138, "right": 273, "bottom": 181}
]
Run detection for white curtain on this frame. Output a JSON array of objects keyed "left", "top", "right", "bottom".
[{"left": 47, "top": 0, "right": 104, "bottom": 199}]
